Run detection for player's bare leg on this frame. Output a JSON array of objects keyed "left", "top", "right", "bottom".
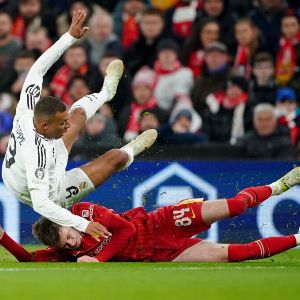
[
  {"left": 172, "top": 240, "right": 229, "bottom": 262},
  {"left": 79, "top": 129, "right": 158, "bottom": 187},
  {"left": 173, "top": 230, "right": 300, "bottom": 262},
  {"left": 62, "top": 59, "right": 124, "bottom": 152}
]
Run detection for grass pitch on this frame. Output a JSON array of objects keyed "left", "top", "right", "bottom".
[{"left": 1, "top": 246, "right": 300, "bottom": 300}]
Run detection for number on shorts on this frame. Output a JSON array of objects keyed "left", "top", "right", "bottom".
[
  {"left": 5, "top": 133, "right": 17, "bottom": 168},
  {"left": 173, "top": 208, "right": 192, "bottom": 227}
]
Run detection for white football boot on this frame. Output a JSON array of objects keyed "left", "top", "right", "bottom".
[
  {"left": 122, "top": 129, "right": 158, "bottom": 157},
  {"left": 119, "top": 129, "right": 158, "bottom": 170},
  {"left": 102, "top": 59, "right": 124, "bottom": 101},
  {"left": 270, "top": 167, "right": 300, "bottom": 195}
]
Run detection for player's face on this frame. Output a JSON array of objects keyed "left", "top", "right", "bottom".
[
  {"left": 46, "top": 111, "right": 70, "bottom": 139},
  {"left": 58, "top": 227, "right": 82, "bottom": 250}
]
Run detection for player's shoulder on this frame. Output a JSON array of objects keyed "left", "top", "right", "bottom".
[{"left": 71, "top": 202, "right": 109, "bottom": 218}]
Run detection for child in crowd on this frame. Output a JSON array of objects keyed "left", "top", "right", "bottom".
[{"left": 275, "top": 87, "right": 300, "bottom": 145}]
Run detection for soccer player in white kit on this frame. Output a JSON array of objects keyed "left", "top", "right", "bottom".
[{"left": 1, "top": 10, "right": 157, "bottom": 240}]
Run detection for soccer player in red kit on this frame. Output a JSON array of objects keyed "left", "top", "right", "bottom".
[{"left": 1, "top": 167, "right": 300, "bottom": 262}]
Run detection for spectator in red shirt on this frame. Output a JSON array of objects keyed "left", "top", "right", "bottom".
[
  {"left": 2, "top": 168, "right": 300, "bottom": 262},
  {"left": 50, "top": 44, "right": 91, "bottom": 104}
]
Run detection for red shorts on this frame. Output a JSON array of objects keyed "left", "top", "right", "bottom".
[{"left": 148, "top": 198, "right": 210, "bottom": 261}]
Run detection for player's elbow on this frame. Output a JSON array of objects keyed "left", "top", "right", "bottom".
[{"left": 32, "top": 198, "right": 48, "bottom": 213}]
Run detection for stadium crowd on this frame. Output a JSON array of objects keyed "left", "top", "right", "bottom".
[{"left": 0, "top": 0, "right": 300, "bottom": 159}]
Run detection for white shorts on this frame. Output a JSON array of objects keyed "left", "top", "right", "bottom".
[{"left": 62, "top": 167, "right": 95, "bottom": 208}]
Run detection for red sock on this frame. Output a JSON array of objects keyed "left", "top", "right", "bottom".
[
  {"left": 227, "top": 186, "right": 272, "bottom": 217},
  {"left": 228, "top": 236, "right": 296, "bottom": 262}
]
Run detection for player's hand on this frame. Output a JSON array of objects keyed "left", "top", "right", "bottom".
[
  {"left": 0, "top": 225, "right": 4, "bottom": 240},
  {"left": 77, "top": 255, "right": 99, "bottom": 263},
  {"left": 69, "top": 9, "right": 89, "bottom": 39},
  {"left": 85, "top": 221, "right": 112, "bottom": 241}
]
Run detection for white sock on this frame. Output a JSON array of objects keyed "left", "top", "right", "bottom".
[
  {"left": 268, "top": 182, "right": 282, "bottom": 196},
  {"left": 118, "top": 147, "right": 134, "bottom": 171},
  {"left": 69, "top": 90, "right": 108, "bottom": 120},
  {"left": 294, "top": 233, "right": 300, "bottom": 245}
]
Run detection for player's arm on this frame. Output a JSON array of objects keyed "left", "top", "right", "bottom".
[
  {"left": 0, "top": 225, "right": 34, "bottom": 262},
  {"left": 16, "top": 10, "right": 89, "bottom": 115}
]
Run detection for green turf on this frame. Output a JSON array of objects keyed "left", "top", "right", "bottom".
[{"left": 1, "top": 246, "right": 300, "bottom": 300}]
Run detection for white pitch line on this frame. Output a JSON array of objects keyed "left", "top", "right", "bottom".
[{"left": 0, "top": 266, "right": 299, "bottom": 272}]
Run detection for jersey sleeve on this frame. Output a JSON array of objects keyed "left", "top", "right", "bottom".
[
  {"left": 16, "top": 32, "right": 77, "bottom": 116},
  {"left": 0, "top": 232, "right": 34, "bottom": 262},
  {"left": 30, "top": 189, "right": 89, "bottom": 232},
  {"left": 33, "top": 248, "right": 73, "bottom": 262}
]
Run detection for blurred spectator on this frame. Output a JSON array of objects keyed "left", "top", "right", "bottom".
[
  {"left": 229, "top": 0, "right": 253, "bottom": 17},
  {"left": 276, "top": 13, "right": 300, "bottom": 85},
  {"left": 12, "top": 0, "right": 57, "bottom": 41},
  {"left": 244, "top": 52, "right": 277, "bottom": 130},
  {"left": 237, "top": 103, "right": 295, "bottom": 159},
  {"left": 82, "top": 10, "right": 122, "bottom": 66},
  {"left": 181, "top": 17, "right": 220, "bottom": 77},
  {"left": 56, "top": 0, "right": 93, "bottom": 37},
  {"left": 164, "top": 0, "right": 202, "bottom": 40},
  {"left": 157, "top": 108, "right": 207, "bottom": 144},
  {"left": 89, "top": 51, "right": 132, "bottom": 120},
  {"left": 248, "top": 0, "right": 283, "bottom": 56},
  {"left": 113, "top": 0, "right": 147, "bottom": 49},
  {"left": 0, "top": 93, "right": 15, "bottom": 133},
  {"left": 275, "top": 87, "right": 300, "bottom": 145},
  {"left": 11, "top": 50, "right": 36, "bottom": 97},
  {"left": 0, "top": 0, "right": 18, "bottom": 15},
  {"left": 233, "top": 18, "right": 267, "bottom": 79},
  {"left": 124, "top": 7, "right": 167, "bottom": 75},
  {"left": 203, "top": 76, "right": 248, "bottom": 143},
  {"left": 50, "top": 44, "right": 92, "bottom": 103},
  {"left": 196, "top": 0, "right": 237, "bottom": 50},
  {"left": 64, "top": 75, "right": 91, "bottom": 108},
  {"left": 0, "top": 132, "right": 9, "bottom": 159},
  {"left": 75, "top": 112, "right": 120, "bottom": 153},
  {"left": 191, "top": 41, "right": 230, "bottom": 115},
  {"left": 25, "top": 27, "right": 52, "bottom": 54},
  {"left": 139, "top": 107, "right": 166, "bottom": 132},
  {"left": 153, "top": 38, "right": 194, "bottom": 115},
  {"left": 0, "top": 11, "right": 22, "bottom": 92},
  {"left": 119, "top": 66, "right": 157, "bottom": 141}
]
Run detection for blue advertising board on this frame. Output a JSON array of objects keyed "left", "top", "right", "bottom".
[{"left": 0, "top": 160, "right": 300, "bottom": 244}]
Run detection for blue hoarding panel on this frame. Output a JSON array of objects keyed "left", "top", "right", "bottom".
[{"left": 0, "top": 160, "right": 299, "bottom": 244}]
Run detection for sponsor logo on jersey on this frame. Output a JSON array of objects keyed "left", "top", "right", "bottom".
[
  {"left": 35, "top": 167, "right": 45, "bottom": 180},
  {"left": 94, "top": 236, "right": 112, "bottom": 254},
  {"left": 79, "top": 182, "right": 88, "bottom": 190},
  {"left": 82, "top": 210, "right": 89, "bottom": 218}
]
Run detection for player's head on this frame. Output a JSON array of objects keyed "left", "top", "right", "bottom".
[
  {"left": 32, "top": 217, "right": 82, "bottom": 250},
  {"left": 33, "top": 96, "right": 70, "bottom": 139}
]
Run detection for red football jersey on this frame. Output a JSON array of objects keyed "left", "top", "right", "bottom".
[{"left": 1, "top": 199, "right": 208, "bottom": 262}]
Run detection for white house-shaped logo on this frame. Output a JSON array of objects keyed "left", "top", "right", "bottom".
[{"left": 133, "top": 162, "right": 219, "bottom": 242}]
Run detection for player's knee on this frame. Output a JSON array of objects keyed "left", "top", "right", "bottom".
[{"left": 106, "top": 149, "right": 129, "bottom": 168}]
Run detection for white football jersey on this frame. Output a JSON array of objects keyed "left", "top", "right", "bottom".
[{"left": 2, "top": 33, "right": 89, "bottom": 231}]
